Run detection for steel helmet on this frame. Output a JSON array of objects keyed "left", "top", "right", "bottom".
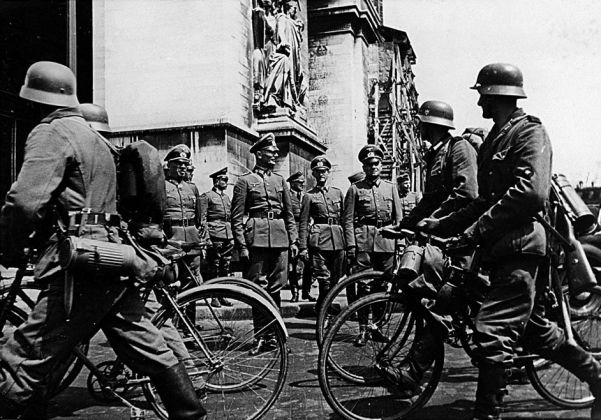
[
  {"left": 470, "top": 63, "right": 527, "bottom": 98},
  {"left": 79, "top": 103, "right": 111, "bottom": 132},
  {"left": 417, "top": 100, "right": 454, "bottom": 129},
  {"left": 19, "top": 61, "right": 79, "bottom": 107}
]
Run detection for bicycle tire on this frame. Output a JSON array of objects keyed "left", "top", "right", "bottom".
[
  {"left": 316, "top": 270, "right": 384, "bottom": 347},
  {"left": 143, "top": 286, "right": 288, "bottom": 420},
  {"left": 0, "top": 279, "right": 89, "bottom": 397},
  {"left": 203, "top": 276, "right": 277, "bottom": 307},
  {"left": 318, "top": 291, "right": 444, "bottom": 420},
  {"left": 526, "top": 286, "right": 601, "bottom": 409}
]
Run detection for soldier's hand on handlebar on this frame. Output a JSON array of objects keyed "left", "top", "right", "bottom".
[{"left": 416, "top": 218, "right": 440, "bottom": 232}]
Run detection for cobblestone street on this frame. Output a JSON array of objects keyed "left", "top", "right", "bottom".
[{"left": 44, "top": 294, "right": 592, "bottom": 420}]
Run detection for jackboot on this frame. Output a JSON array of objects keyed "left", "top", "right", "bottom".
[
  {"left": 376, "top": 326, "right": 439, "bottom": 397},
  {"left": 473, "top": 363, "right": 507, "bottom": 420},
  {"left": 151, "top": 363, "right": 207, "bottom": 420},
  {"left": 542, "top": 341, "right": 601, "bottom": 420}
]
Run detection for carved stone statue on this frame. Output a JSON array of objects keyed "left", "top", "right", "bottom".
[
  {"left": 261, "top": 42, "right": 297, "bottom": 112},
  {"left": 252, "top": 0, "right": 276, "bottom": 108},
  {"left": 274, "top": 0, "right": 306, "bottom": 104}
]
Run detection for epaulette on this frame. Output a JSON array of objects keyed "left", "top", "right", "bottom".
[{"left": 526, "top": 115, "right": 541, "bottom": 124}]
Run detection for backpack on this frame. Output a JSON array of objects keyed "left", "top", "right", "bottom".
[
  {"left": 461, "top": 127, "right": 488, "bottom": 153},
  {"left": 117, "top": 140, "right": 166, "bottom": 225}
]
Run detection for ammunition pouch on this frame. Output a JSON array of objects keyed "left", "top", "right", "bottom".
[{"left": 397, "top": 245, "right": 424, "bottom": 279}]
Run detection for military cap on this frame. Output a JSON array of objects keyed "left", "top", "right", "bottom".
[
  {"left": 164, "top": 144, "right": 191, "bottom": 163},
  {"left": 358, "top": 145, "right": 384, "bottom": 163},
  {"left": 210, "top": 167, "right": 228, "bottom": 179},
  {"left": 397, "top": 172, "right": 410, "bottom": 181},
  {"left": 287, "top": 171, "right": 305, "bottom": 183},
  {"left": 348, "top": 171, "right": 366, "bottom": 184},
  {"left": 250, "top": 133, "right": 279, "bottom": 154},
  {"left": 311, "top": 156, "right": 331, "bottom": 170}
]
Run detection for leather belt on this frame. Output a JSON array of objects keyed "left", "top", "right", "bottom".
[
  {"left": 68, "top": 211, "right": 120, "bottom": 227},
  {"left": 313, "top": 217, "right": 340, "bottom": 225},
  {"left": 249, "top": 210, "right": 282, "bottom": 220},
  {"left": 165, "top": 217, "right": 196, "bottom": 226},
  {"left": 357, "top": 220, "right": 392, "bottom": 228},
  {"left": 207, "top": 217, "right": 231, "bottom": 222}
]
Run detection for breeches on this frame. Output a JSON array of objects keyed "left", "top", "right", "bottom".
[{"left": 0, "top": 274, "right": 178, "bottom": 404}]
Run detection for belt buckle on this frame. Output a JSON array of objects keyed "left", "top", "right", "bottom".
[
  {"left": 327, "top": 217, "right": 334, "bottom": 225},
  {"left": 267, "top": 211, "right": 275, "bottom": 220}
]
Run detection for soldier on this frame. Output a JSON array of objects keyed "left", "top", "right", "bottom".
[
  {"left": 420, "top": 63, "right": 601, "bottom": 419},
  {"left": 396, "top": 171, "right": 421, "bottom": 215},
  {"left": 298, "top": 156, "right": 345, "bottom": 314},
  {"left": 185, "top": 164, "right": 195, "bottom": 182},
  {"left": 199, "top": 167, "right": 234, "bottom": 308},
  {"left": 231, "top": 133, "right": 298, "bottom": 355},
  {"left": 343, "top": 145, "right": 403, "bottom": 346},
  {"left": 0, "top": 62, "right": 205, "bottom": 419},
  {"left": 287, "top": 171, "right": 313, "bottom": 302},
  {"left": 163, "top": 144, "right": 203, "bottom": 280}
]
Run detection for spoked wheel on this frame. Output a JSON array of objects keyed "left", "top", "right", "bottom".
[
  {"left": 526, "top": 287, "right": 601, "bottom": 409},
  {"left": 87, "top": 360, "right": 135, "bottom": 403},
  {"left": 316, "top": 270, "right": 385, "bottom": 347},
  {"left": 318, "top": 291, "right": 444, "bottom": 420},
  {"left": 144, "top": 286, "right": 288, "bottom": 420}
]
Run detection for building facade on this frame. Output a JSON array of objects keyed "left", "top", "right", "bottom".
[{"left": 0, "top": 0, "right": 419, "bottom": 200}]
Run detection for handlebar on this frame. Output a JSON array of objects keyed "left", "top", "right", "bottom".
[{"left": 380, "top": 226, "right": 448, "bottom": 248}]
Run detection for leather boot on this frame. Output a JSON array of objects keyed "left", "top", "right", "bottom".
[
  {"left": 542, "top": 341, "right": 601, "bottom": 420},
  {"left": 151, "top": 363, "right": 207, "bottom": 420},
  {"left": 473, "top": 363, "right": 507, "bottom": 420},
  {"left": 376, "top": 326, "right": 438, "bottom": 397}
]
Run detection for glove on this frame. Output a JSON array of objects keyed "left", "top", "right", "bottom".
[
  {"left": 299, "top": 249, "right": 309, "bottom": 262},
  {"left": 290, "top": 243, "right": 299, "bottom": 259},
  {"left": 416, "top": 218, "right": 440, "bottom": 232},
  {"left": 346, "top": 246, "right": 356, "bottom": 266}
]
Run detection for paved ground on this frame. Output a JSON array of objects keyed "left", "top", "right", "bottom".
[{"left": 40, "top": 287, "right": 593, "bottom": 420}]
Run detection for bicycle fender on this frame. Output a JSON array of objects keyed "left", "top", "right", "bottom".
[{"left": 177, "top": 283, "right": 289, "bottom": 339}]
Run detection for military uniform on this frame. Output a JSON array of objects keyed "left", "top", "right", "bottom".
[
  {"left": 0, "top": 108, "right": 181, "bottom": 409},
  {"left": 231, "top": 134, "right": 298, "bottom": 343},
  {"left": 343, "top": 145, "right": 402, "bottom": 345},
  {"left": 287, "top": 171, "right": 312, "bottom": 301},
  {"left": 199, "top": 168, "right": 234, "bottom": 279},
  {"left": 299, "top": 157, "right": 345, "bottom": 313}
]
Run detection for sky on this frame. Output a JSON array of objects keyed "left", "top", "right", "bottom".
[{"left": 384, "top": 0, "right": 601, "bottom": 186}]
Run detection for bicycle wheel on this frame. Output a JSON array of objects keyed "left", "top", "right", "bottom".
[
  {"left": 0, "top": 279, "right": 88, "bottom": 397},
  {"left": 526, "top": 287, "right": 601, "bottom": 409},
  {"left": 318, "top": 292, "right": 444, "bottom": 420},
  {"left": 204, "top": 276, "right": 277, "bottom": 307},
  {"left": 143, "top": 285, "right": 288, "bottom": 420},
  {"left": 316, "top": 270, "right": 384, "bottom": 347}
]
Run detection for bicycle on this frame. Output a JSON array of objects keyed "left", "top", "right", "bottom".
[
  {"left": 318, "top": 221, "right": 601, "bottom": 419},
  {"left": 0, "top": 243, "right": 289, "bottom": 420}
]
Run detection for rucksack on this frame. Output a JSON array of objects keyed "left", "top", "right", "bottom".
[
  {"left": 117, "top": 140, "right": 166, "bottom": 224},
  {"left": 461, "top": 127, "right": 488, "bottom": 153}
]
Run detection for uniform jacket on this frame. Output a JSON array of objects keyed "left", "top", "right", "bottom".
[
  {"left": 199, "top": 187, "right": 232, "bottom": 240},
  {"left": 164, "top": 178, "right": 201, "bottom": 243},
  {"left": 231, "top": 167, "right": 298, "bottom": 249},
  {"left": 343, "top": 177, "right": 403, "bottom": 253},
  {"left": 438, "top": 108, "right": 551, "bottom": 258},
  {"left": 298, "top": 185, "right": 345, "bottom": 251},
  {"left": 0, "top": 108, "right": 118, "bottom": 279},
  {"left": 403, "top": 134, "right": 478, "bottom": 229}
]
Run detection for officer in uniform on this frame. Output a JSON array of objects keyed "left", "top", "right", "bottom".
[
  {"left": 163, "top": 145, "right": 203, "bottom": 278},
  {"left": 199, "top": 167, "right": 234, "bottom": 308},
  {"left": 287, "top": 171, "right": 313, "bottom": 302},
  {"left": 298, "top": 156, "right": 345, "bottom": 314},
  {"left": 0, "top": 62, "right": 205, "bottom": 419},
  {"left": 396, "top": 172, "right": 421, "bottom": 215},
  {"left": 343, "top": 145, "right": 402, "bottom": 346},
  {"left": 421, "top": 63, "right": 601, "bottom": 419},
  {"left": 231, "top": 133, "right": 298, "bottom": 355}
]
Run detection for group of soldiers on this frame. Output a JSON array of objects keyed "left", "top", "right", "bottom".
[{"left": 1, "top": 58, "right": 601, "bottom": 420}]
